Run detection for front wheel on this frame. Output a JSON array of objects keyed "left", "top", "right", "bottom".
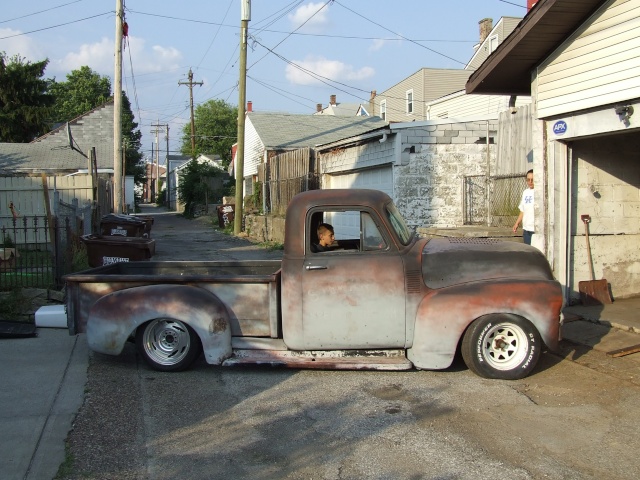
[
  {"left": 461, "top": 315, "right": 541, "bottom": 380},
  {"left": 136, "top": 319, "right": 201, "bottom": 372}
]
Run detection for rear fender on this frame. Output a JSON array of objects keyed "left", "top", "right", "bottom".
[
  {"left": 87, "top": 284, "right": 232, "bottom": 364},
  {"left": 408, "top": 280, "right": 562, "bottom": 369}
]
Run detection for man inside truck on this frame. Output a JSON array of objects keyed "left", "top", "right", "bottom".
[{"left": 311, "top": 223, "right": 335, "bottom": 252}]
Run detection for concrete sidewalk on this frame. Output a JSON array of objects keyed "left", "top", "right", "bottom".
[{"left": 0, "top": 328, "right": 88, "bottom": 480}]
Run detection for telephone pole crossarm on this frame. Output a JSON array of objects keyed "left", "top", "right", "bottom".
[{"left": 178, "top": 69, "right": 203, "bottom": 158}]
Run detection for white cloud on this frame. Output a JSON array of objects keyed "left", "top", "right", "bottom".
[
  {"left": 286, "top": 55, "right": 374, "bottom": 86},
  {"left": 288, "top": 2, "right": 330, "bottom": 33},
  {"left": 48, "top": 36, "right": 183, "bottom": 78},
  {"left": 53, "top": 37, "right": 113, "bottom": 75},
  {"left": 369, "top": 39, "right": 386, "bottom": 52},
  {"left": 0, "top": 28, "right": 46, "bottom": 62}
]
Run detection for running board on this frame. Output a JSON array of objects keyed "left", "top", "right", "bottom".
[{"left": 222, "top": 349, "right": 413, "bottom": 371}]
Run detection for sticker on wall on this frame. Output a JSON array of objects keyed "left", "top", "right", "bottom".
[{"left": 553, "top": 120, "right": 567, "bottom": 135}]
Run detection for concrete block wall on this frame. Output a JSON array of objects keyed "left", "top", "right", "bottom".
[
  {"left": 569, "top": 135, "right": 640, "bottom": 300},
  {"left": 394, "top": 121, "right": 498, "bottom": 228},
  {"left": 245, "top": 214, "right": 286, "bottom": 244}
]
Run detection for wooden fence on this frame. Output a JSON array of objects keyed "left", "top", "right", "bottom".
[
  {"left": 0, "top": 175, "right": 110, "bottom": 240},
  {"left": 258, "top": 148, "right": 318, "bottom": 215}
]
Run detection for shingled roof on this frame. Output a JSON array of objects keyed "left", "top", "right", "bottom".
[
  {"left": 0, "top": 101, "right": 115, "bottom": 174},
  {"left": 247, "top": 112, "right": 388, "bottom": 149}
]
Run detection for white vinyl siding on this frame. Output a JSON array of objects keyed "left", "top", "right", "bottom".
[
  {"left": 377, "top": 69, "right": 470, "bottom": 123},
  {"left": 242, "top": 119, "right": 265, "bottom": 177},
  {"left": 427, "top": 92, "right": 531, "bottom": 119},
  {"left": 536, "top": 0, "right": 640, "bottom": 118},
  {"left": 466, "top": 17, "right": 521, "bottom": 70},
  {"left": 327, "top": 166, "right": 393, "bottom": 199}
]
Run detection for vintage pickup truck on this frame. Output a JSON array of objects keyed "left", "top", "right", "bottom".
[{"left": 65, "top": 189, "right": 563, "bottom": 380}]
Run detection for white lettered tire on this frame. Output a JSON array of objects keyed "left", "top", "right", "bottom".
[{"left": 461, "top": 314, "right": 541, "bottom": 380}]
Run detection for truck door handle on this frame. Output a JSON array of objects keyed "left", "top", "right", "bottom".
[{"left": 305, "top": 265, "right": 327, "bottom": 271}]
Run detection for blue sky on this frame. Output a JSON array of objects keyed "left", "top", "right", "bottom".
[{"left": 1, "top": 0, "right": 526, "bottom": 159}]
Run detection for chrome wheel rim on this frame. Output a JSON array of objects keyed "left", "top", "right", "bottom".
[
  {"left": 481, "top": 322, "right": 529, "bottom": 371},
  {"left": 141, "top": 319, "right": 192, "bottom": 366}
]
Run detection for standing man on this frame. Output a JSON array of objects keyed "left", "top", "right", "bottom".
[{"left": 512, "top": 169, "right": 534, "bottom": 245}]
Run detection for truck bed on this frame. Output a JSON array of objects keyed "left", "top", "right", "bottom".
[{"left": 65, "top": 260, "right": 282, "bottom": 335}]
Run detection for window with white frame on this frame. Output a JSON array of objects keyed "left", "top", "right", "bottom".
[
  {"left": 380, "top": 100, "right": 386, "bottom": 120},
  {"left": 406, "top": 90, "right": 413, "bottom": 114},
  {"left": 489, "top": 35, "right": 498, "bottom": 52}
]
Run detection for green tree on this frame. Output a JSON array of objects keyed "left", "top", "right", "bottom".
[
  {"left": 0, "top": 53, "right": 53, "bottom": 142},
  {"left": 121, "top": 93, "right": 144, "bottom": 183},
  {"left": 178, "top": 159, "right": 226, "bottom": 217},
  {"left": 181, "top": 99, "right": 237, "bottom": 167},
  {"left": 49, "top": 66, "right": 111, "bottom": 123}
]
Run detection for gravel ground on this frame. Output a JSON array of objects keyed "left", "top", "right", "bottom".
[{"left": 57, "top": 206, "right": 640, "bottom": 480}]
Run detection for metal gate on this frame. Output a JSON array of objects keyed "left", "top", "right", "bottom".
[{"left": 464, "top": 173, "right": 527, "bottom": 227}]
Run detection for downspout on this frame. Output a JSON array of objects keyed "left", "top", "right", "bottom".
[
  {"left": 486, "top": 120, "right": 491, "bottom": 227},
  {"left": 542, "top": 120, "right": 548, "bottom": 257}
]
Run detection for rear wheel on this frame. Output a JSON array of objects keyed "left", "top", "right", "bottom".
[
  {"left": 136, "top": 319, "right": 201, "bottom": 372},
  {"left": 461, "top": 315, "right": 541, "bottom": 380}
]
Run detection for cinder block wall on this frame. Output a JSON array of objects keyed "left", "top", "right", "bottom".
[
  {"left": 395, "top": 120, "right": 498, "bottom": 228},
  {"left": 245, "top": 214, "right": 286, "bottom": 244}
]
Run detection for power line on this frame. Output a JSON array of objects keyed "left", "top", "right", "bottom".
[
  {"left": 249, "top": 0, "right": 333, "bottom": 71},
  {"left": 332, "top": 0, "right": 466, "bottom": 66},
  {"left": 125, "top": 10, "right": 476, "bottom": 44},
  {"left": 0, "top": 11, "right": 112, "bottom": 39},
  {"left": 0, "top": 0, "right": 85, "bottom": 24}
]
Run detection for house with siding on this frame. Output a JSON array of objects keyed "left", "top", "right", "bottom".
[
  {"left": 426, "top": 17, "right": 531, "bottom": 120},
  {"left": 313, "top": 94, "right": 371, "bottom": 116},
  {"left": 0, "top": 101, "right": 115, "bottom": 223},
  {"left": 236, "top": 111, "right": 387, "bottom": 197},
  {"left": 466, "top": 0, "right": 640, "bottom": 303},
  {"left": 374, "top": 68, "right": 471, "bottom": 123}
]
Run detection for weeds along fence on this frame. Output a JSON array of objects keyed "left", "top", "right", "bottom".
[{"left": 0, "top": 204, "right": 92, "bottom": 291}]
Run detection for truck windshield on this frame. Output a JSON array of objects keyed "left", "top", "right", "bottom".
[{"left": 385, "top": 203, "right": 413, "bottom": 245}]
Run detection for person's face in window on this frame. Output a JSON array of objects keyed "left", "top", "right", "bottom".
[{"left": 318, "top": 230, "right": 334, "bottom": 247}]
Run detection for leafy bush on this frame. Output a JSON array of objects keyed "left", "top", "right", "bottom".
[{"left": 178, "top": 159, "right": 226, "bottom": 218}]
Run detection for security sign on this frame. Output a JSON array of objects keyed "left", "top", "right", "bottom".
[{"left": 553, "top": 120, "right": 567, "bottom": 135}]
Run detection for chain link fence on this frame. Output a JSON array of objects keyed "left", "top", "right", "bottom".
[{"left": 464, "top": 173, "right": 527, "bottom": 227}]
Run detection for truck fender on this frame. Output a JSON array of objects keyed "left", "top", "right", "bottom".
[
  {"left": 407, "top": 280, "right": 562, "bottom": 370},
  {"left": 86, "top": 284, "right": 232, "bottom": 364}
]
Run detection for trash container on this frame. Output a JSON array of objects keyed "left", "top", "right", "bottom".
[
  {"left": 81, "top": 234, "right": 156, "bottom": 267},
  {"left": 216, "top": 205, "right": 235, "bottom": 228},
  {"left": 100, "top": 214, "right": 147, "bottom": 237},
  {"left": 134, "top": 215, "right": 154, "bottom": 237}
]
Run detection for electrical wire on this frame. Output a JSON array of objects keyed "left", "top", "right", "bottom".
[
  {"left": 196, "top": 0, "right": 234, "bottom": 69},
  {"left": 0, "top": 0, "right": 85, "bottom": 24},
  {"left": 0, "top": 11, "right": 112, "bottom": 39},
  {"left": 248, "top": 0, "right": 333, "bottom": 71},
  {"left": 332, "top": 0, "right": 466, "bottom": 66}
]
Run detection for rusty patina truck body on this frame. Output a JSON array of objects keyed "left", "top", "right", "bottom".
[{"left": 65, "top": 189, "right": 563, "bottom": 380}]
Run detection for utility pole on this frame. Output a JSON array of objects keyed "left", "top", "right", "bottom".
[
  {"left": 178, "top": 69, "right": 203, "bottom": 158},
  {"left": 234, "top": 0, "right": 250, "bottom": 235},
  {"left": 151, "top": 122, "right": 167, "bottom": 202},
  {"left": 113, "top": 0, "right": 124, "bottom": 213}
]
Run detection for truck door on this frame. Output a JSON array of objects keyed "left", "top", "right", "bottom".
[{"left": 300, "top": 209, "right": 406, "bottom": 349}]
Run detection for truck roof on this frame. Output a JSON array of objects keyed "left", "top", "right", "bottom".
[{"left": 284, "top": 189, "right": 394, "bottom": 256}]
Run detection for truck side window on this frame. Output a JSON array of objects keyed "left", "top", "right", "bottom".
[{"left": 361, "top": 212, "right": 387, "bottom": 251}]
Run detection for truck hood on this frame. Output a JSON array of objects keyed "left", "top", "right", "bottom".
[{"left": 421, "top": 238, "right": 555, "bottom": 289}]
